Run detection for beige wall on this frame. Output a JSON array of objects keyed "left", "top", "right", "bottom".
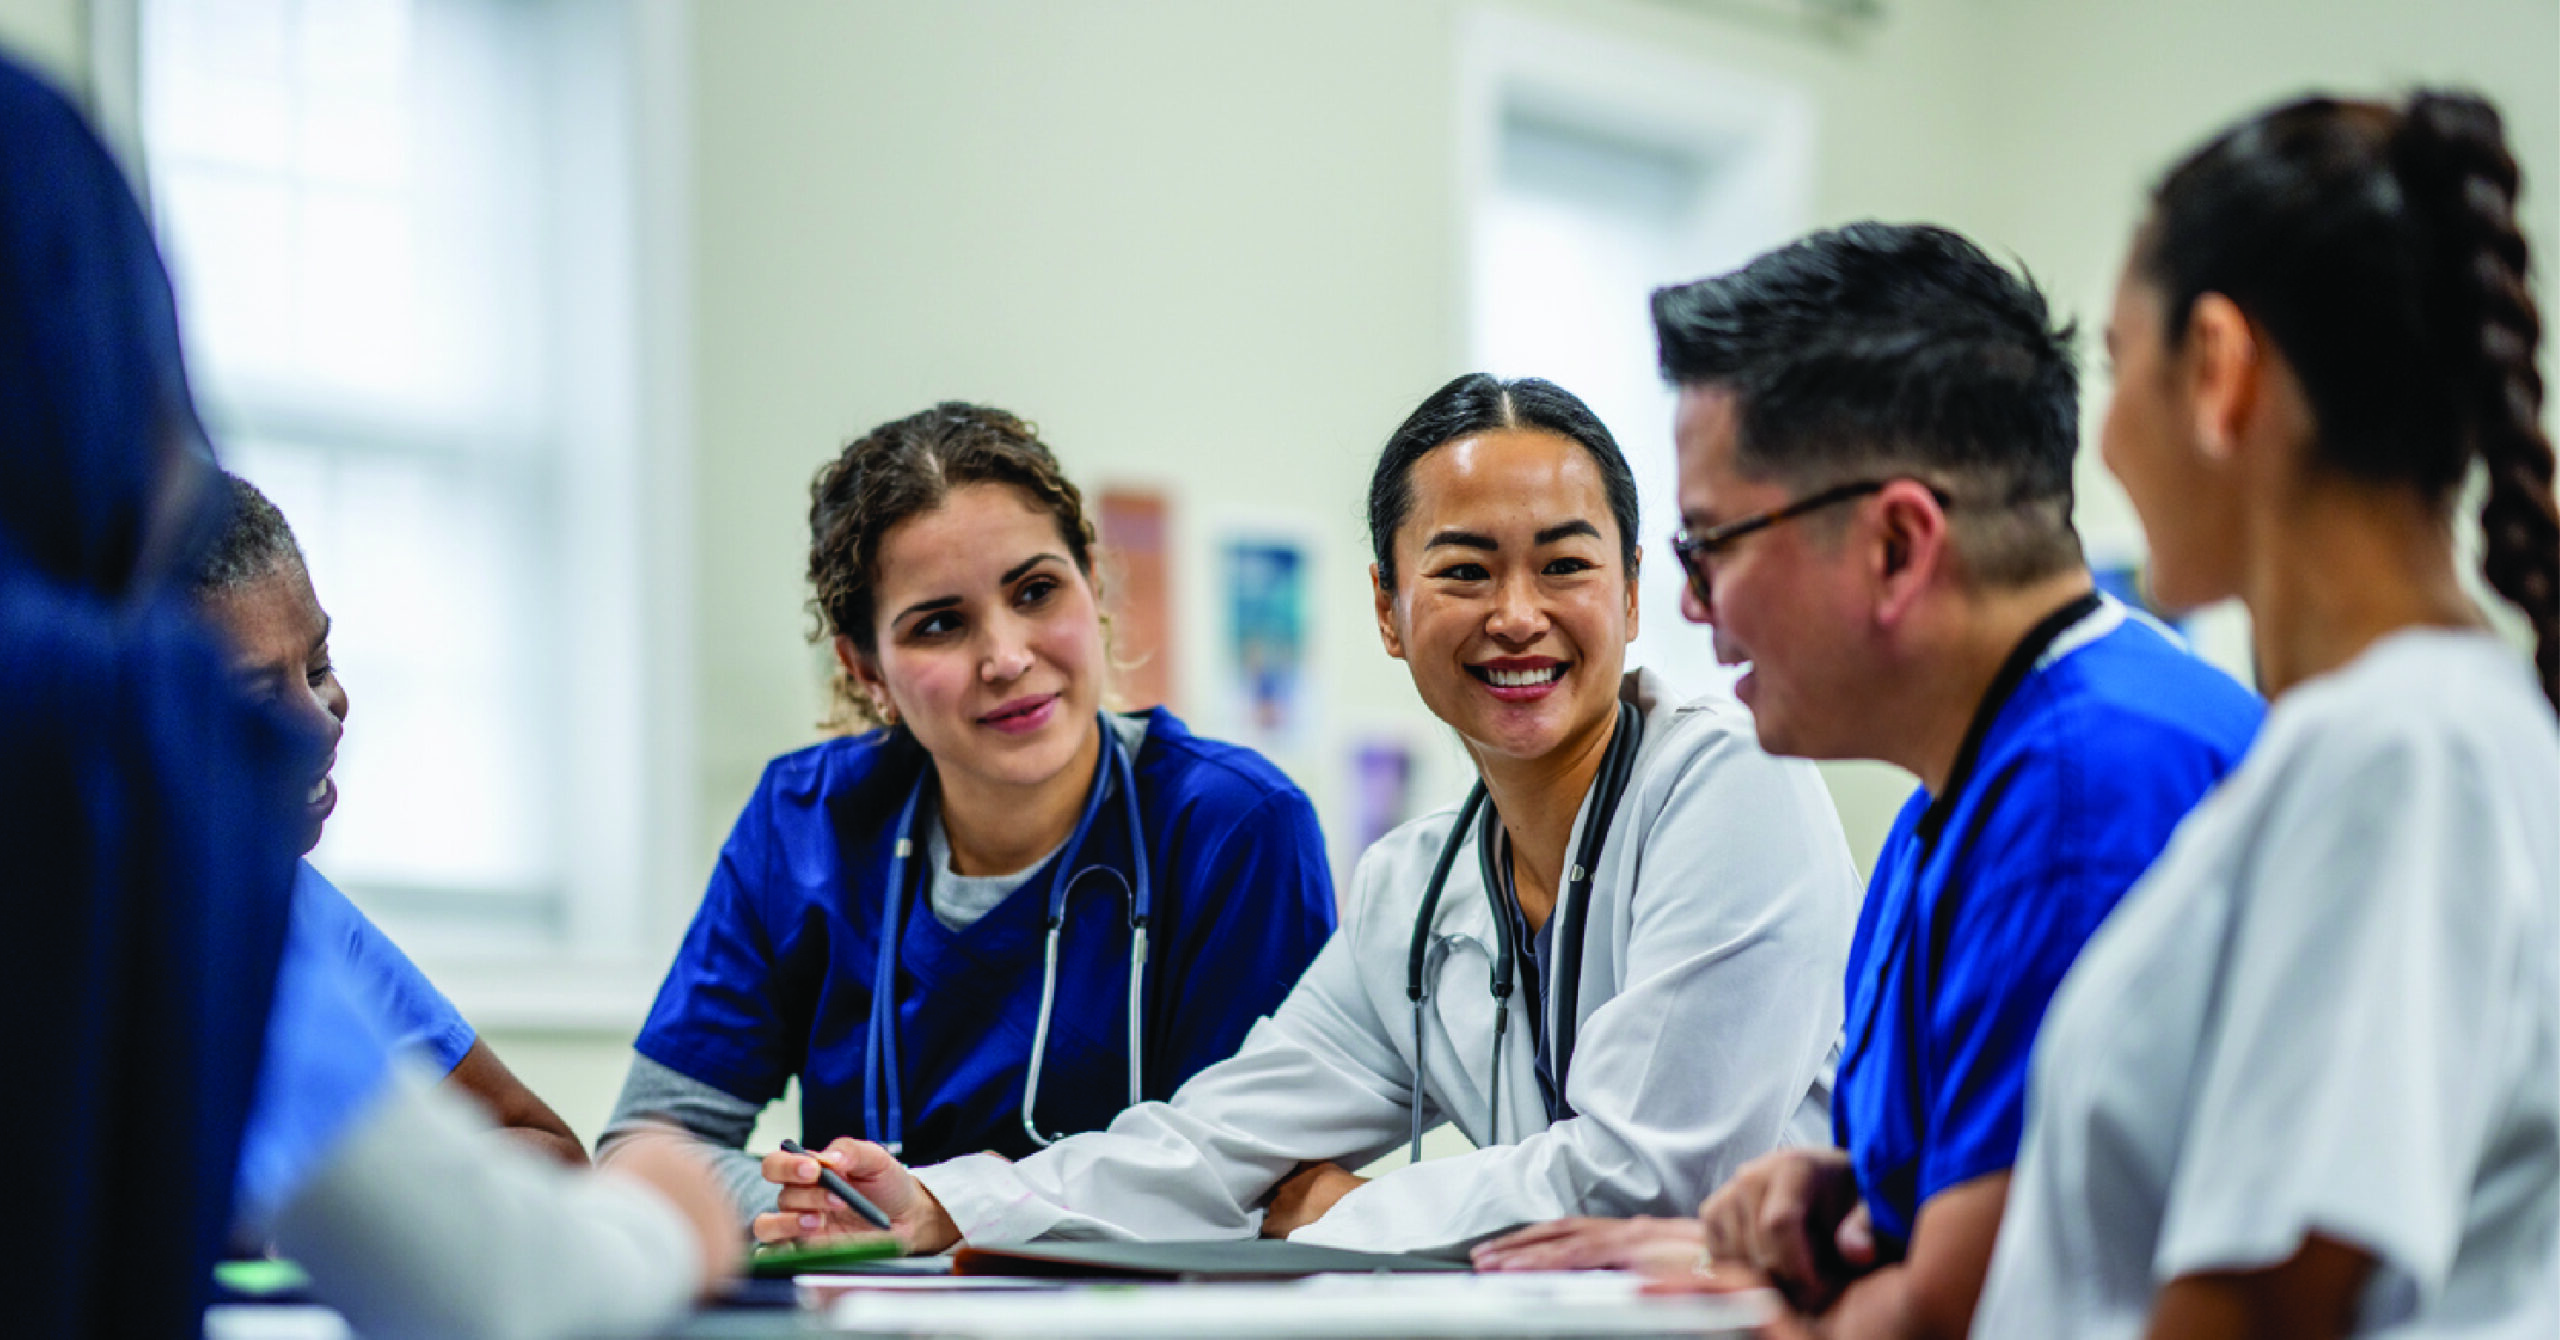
[
  {"left": 0, "top": 0, "right": 80, "bottom": 90},
  {"left": 683, "top": 0, "right": 2007, "bottom": 897},
  {"left": 1969, "top": 0, "right": 2560, "bottom": 562}
]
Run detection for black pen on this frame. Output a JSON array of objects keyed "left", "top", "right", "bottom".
[{"left": 779, "top": 1138, "right": 895, "bottom": 1231}]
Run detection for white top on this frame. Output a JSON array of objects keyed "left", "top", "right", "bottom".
[
  {"left": 913, "top": 668, "right": 1859, "bottom": 1254},
  {"left": 267, "top": 1072, "right": 700, "bottom": 1340},
  {"left": 1976, "top": 630, "right": 2560, "bottom": 1338}
]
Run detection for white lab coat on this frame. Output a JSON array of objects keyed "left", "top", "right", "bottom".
[{"left": 913, "top": 668, "right": 1859, "bottom": 1254}]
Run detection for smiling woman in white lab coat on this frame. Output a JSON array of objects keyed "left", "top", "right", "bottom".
[{"left": 758, "top": 373, "right": 1859, "bottom": 1256}]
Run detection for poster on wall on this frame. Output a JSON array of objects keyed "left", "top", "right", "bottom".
[
  {"left": 1219, "top": 535, "right": 1310, "bottom": 754},
  {"left": 1098, "top": 487, "right": 1174, "bottom": 711},
  {"left": 1347, "top": 737, "right": 1417, "bottom": 857}
]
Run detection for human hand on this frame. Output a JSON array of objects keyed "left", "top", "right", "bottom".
[
  {"left": 1259, "top": 1160, "right": 1368, "bottom": 1239},
  {"left": 755, "top": 1137, "right": 958, "bottom": 1254},
  {"left": 1697, "top": 1148, "right": 1871, "bottom": 1312},
  {"left": 596, "top": 1127, "right": 745, "bottom": 1295},
  {"left": 1471, "top": 1216, "right": 1705, "bottom": 1273}
]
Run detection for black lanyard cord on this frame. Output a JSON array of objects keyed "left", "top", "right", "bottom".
[{"left": 1915, "top": 589, "right": 2104, "bottom": 845}]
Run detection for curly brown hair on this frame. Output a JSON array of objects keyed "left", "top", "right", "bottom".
[{"left": 807, "top": 402, "right": 1101, "bottom": 731}]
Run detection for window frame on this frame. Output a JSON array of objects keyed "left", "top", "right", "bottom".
[{"left": 91, "top": 0, "right": 701, "bottom": 1029}]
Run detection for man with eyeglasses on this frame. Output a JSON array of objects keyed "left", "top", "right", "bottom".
[{"left": 1474, "top": 223, "right": 2262, "bottom": 1340}]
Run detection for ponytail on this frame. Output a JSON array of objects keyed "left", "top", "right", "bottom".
[
  {"left": 2395, "top": 92, "right": 2560, "bottom": 712},
  {"left": 2141, "top": 89, "right": 2560, "bottom": 713}
]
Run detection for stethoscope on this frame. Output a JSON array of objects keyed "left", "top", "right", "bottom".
[
  {"left": 863, "top": 714, "right": 1152, "bottom": 1155},
  {"left": 1403, "top": 700, "right": 1644, "bottom": 1163}
]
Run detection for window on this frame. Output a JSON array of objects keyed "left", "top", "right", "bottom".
[{"left": 121, "top": 0, "right": 686, "bottom": 1003}]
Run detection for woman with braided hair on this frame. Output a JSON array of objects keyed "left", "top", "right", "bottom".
[
  {"left": 603, "top": 403, "right": 1335, "bottom": 1235},
  {"left": 1977, "top": 91, "right": 2560, "bottom": 1337}
]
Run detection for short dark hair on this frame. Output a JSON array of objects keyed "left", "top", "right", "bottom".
[
  {"left": 190, "top": 473, "right": 302, "bottom": 596},
  {"left": 1367, "top": 373, "right": 1640, "bottom": 591},
  {"left": 1651, "top": 222, "right": 2083, "bottom": 586},
  {"left": 2137, "top": 90, "right": 2556, "bottom": 711}
]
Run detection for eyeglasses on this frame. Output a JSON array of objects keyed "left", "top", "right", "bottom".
[{"left": 1670, "top": 478, "right": 1951, "bottom": 610}]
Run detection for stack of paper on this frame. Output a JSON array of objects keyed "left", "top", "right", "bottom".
[{"left": 821, "top": 1270, "right": 1771, "bottom": 1338}]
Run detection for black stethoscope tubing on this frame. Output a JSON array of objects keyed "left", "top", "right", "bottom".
[{"left": 1403, "top": 699, "right": 1643, "bottom": 1162}]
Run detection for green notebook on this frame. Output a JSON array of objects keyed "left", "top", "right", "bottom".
[
  {"left": 747, "top": 1236, "right": 906, "bottom": 1278},
  {"left": 214, "top": 1258, "right": 313, "bottom": 1296}
]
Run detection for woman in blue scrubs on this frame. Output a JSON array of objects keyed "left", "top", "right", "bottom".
[{"left": 606, "top": 402, "right": 1336, "bottom": 1221}]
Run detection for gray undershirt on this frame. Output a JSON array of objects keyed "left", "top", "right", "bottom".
[{"left": 923, "top": 807, "right": 1051, "bottom": 930}]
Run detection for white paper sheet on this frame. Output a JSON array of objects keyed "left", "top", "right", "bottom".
[{"left": 823, "top": 1270, "right": 1771, "bottom": 1337}]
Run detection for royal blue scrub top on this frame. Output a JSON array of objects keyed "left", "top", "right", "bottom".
[
  {"left": 635, "top": 707, "right": 1337, "bottom": 1164},
  {"left": 234, "top": 883, "right": 401, "bottom": 1225},
  {"left": 293, "top": 861, "right": 476, "bottom": 1074},
  {"left": 1836, "top": 610, "right": 2262, "bottom": 1251}
]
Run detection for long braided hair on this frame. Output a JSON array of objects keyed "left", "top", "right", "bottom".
[{"left": 2138, "top": 89, "right": 2559, "bottom": 712}]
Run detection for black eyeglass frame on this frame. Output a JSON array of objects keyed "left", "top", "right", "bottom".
[{"left": 1669, "top": 477, "right": 1954, "bottom": 607}]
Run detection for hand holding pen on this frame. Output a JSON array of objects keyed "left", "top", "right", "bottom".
[{"left": 757, "top": 1136, "right": 961, "bottom": 1254}]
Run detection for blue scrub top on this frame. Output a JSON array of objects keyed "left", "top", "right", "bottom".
[
  {"left": 635, "top": 707, "right": 1337, "bottom": 1165},
  {"left": 1836, "top": 610, "right": 2262, "bottom": 1251},
  {"left": 234, "top": 881, "right": 401, "bottom": 1225},
  {"left": 292, "top": 861, "right": 476, "bottom": 1074}
]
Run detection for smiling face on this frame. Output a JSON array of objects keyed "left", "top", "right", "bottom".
[
  {"left": 846, "top": 482, "right": 1106, "bottom": 797},
  {"left": 1672, "top": 385, "right": 1875, "bottom": 759},
  {"left": 1373, "top": 428, "right": 1637, "bottom": 765},
  {"left": 201, "top": 559, "right": 347, "bottom": 853}
]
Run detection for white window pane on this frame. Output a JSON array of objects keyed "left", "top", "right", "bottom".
[
  {"left": 294, "top": 0, "right": 412, "bottom": 189},
  {"left": 141, "top": 0, "right": 294, "bottom": 172},
  {"left": 297, "top": 0, "right": 410, "bottom": 99},
  {"left": 146, "top": 0, "right": 641, "bottom": 956},
  {"left": 155, "top": 166, "right": 297, "bottom": 396},
  {"left": 297, "top": 83, "right": 410, "bottom": 191},
  {"left": 295, "top": 186, "right": 422, "bottom": 406}
]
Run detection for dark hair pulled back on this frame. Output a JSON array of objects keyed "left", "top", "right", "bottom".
[
  {"left": 808, "top": 402, "right": 1098, "bottom": 729},
  {"left": 1651, "top": 222, "right": 2085, "bottom": 588},
  {"left": 1367, "top": 373, "right": 1640, "bottom": 591},
  {"left": 2139, "top": 89, "right": 2559, "bottom": 710}
]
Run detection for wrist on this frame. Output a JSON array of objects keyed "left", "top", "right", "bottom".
[{"left": 907, "top": 1186, "right": 960, "bottom": 1254}]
